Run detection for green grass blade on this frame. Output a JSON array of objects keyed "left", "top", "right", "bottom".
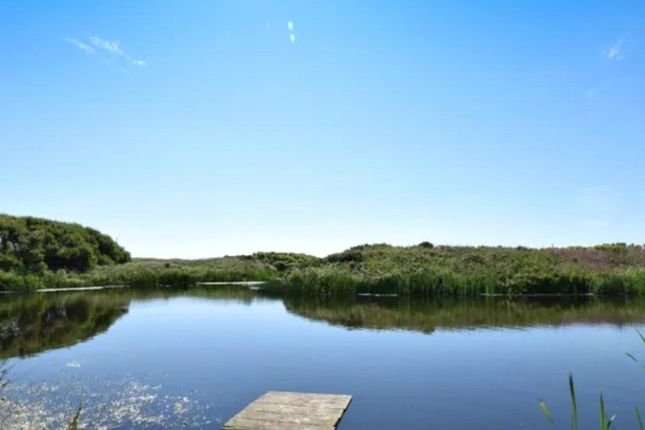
[
  {"left": 636, "top": 406, "right": 644, "bottom": 430},
  {"left": 569, "top": 372, "right": 578, "bottom": 430},
  {"left": 67, "top": 400, "right": 82, "bottom": 430},
  {"left": 626, "top": 352, "right": 639, "bottom": 363},
  {"left": 599, "top": 394, "right": 616, "bottom": 430},
  {"left": 539, "top": 399, "right": 555, "bottom": 424},
  {"left": 637, "top": 330, "right": 645, "bottom": 346}
]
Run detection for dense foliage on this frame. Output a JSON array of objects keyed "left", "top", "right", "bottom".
[
  {"left": 2, "top": 214, "right": 645, "bottom": 296},
  {"left": 0, "top": 215, "right": 130, "bottom": 286},
  {"left": 284, "top": 243, "right": 645, "bottom": 296}
]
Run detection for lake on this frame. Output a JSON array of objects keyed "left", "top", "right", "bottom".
[{"left": 2, "top": 288, "right": 645, "bottom": 429}]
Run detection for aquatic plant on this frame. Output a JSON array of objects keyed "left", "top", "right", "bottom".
[
  {"left": 538, "top": 373, "right": 615, "bottom": 430},
  {"left": 540, "top": 330, "right": 645, "bottom": 429}
]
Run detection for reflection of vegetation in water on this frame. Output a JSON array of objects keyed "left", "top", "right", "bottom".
[
  {"left": 5, "top": 288, "right": 645, "bottom": 428},
  {"left": 0, "top": 293, "right": 129, "bottom": 359},
  {"left": 284, "top": 295, "right": 645, "bottom": 334},
  {"left": 0, "top": 287, "right": 269, "bottom": 360},
  {"left": 5, "top": 288, "right": 645, "bottom": 362}
]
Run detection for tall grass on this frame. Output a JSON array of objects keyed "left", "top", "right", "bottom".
[
  {"left": 67, "top": 402, "right": 82, "bottom": 430},
  {"left": 3, "top": 242, "right": 645, "bottom": 296},
  {"left": 539, "top": 373, "right": 615, "bottom": 430},
  {"left": 539, "top": 330, "right": 645, "bottom": 429},
  {"left": 569, "top": 373, "right": 579, "bottom": 430},
  {"left": 283, "top": 244, "right": 645, "bottom": 297}
]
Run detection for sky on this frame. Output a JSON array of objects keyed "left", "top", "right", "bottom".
[{"left": 1, "top": 1, "right": 645, "bottom": 258}]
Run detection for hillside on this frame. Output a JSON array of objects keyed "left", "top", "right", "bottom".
[
  {"left": 284, "top": 243, "right": 645, "bottom": 296},
  {"left": 0, "top": 214, "right": 130, "bottom": 272},
  {"left": 2, "top": 215, "right": 645, "bottom": 295}
]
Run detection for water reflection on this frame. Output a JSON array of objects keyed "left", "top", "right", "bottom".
[
  {"left": 0, "top": 293, "right": 129, "bottom": 359},
  {"left": 3, "top": 288, "right": 645, "bottom": 360},
  {"left": 0, "top": 287, "right": 262, "bottom": 359},
  {"left": 3, "top": 288, "right": 645, "bottom": 429},
  {"left": 284, "top": 295, "right": 645, "bottom": 332}
]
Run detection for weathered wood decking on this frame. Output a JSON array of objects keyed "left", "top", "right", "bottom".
[{"left": 223, "top": 391, "right": 352, "bottom": 430}]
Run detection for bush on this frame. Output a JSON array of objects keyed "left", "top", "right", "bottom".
[{"left": 0, "top": 214, "right": 130, "bottom": 274}]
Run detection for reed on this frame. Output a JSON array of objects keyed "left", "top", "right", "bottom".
[{"left": 539, "top": 330, "right": 645, "bottom": 429}]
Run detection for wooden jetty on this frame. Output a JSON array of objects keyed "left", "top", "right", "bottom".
[{"left": 223, "top": 391, "right": 352, "bottom": 430}]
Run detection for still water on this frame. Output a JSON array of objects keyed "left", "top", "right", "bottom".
[{"left": 2, "top": 288, "right": 645, "bottom": 429}]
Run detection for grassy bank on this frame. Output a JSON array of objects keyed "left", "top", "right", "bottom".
[
  {"left": 2, "top": 215, "right": 645, "bottom": 296},
  {"left": 0, "top": 256, "right": 279, "bottom": 290},
  {"left": 0, "top": 215, "right": 311, "bottom": 291},
  {"left": 283, "top": 243, "right": 645, "bottom": 297},
  {"left": 5, "top": 243, "right": 645, "bottom": 297}
]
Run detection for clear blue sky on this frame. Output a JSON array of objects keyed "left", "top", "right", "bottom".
[{"left": 1, "top": 1, "right": 644, "bottom": 258}]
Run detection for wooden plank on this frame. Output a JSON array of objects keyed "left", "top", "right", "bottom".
[
  {"left": 227, "top": 409, "right": 341, "bottom": 426},
  {"left": 223, "top": 417, "right": 329, "bottom": 430},
  {"left": 223, "top": 391, "right": 352, "bottom": 430},
  {"left": 243, "top": 403, "right": 347, "bottom": 417},
  {"left": 255, "top": 391, "right": 351, "bottom": 407}
]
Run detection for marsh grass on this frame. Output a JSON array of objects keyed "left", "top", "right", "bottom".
[
  {"left": 539, "top": 330, "right": 645, "bottom": 429},
  {"left": 284, "top": 244, "right": 645, "bottom": 297},
  {"left": 3, "top": 241, "right": 645, "bottom": 297},
  {"left": 539, "top": 373, "right": 615, "bottom": 430},
  {"left": 636, "top": 406, "right": 644, "bottom": 430},
  {"left": 67, "top": 401, "right": 82, "bottom": 430}
]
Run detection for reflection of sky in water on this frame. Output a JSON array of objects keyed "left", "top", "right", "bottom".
[
  {"left": 3, "top": 294, "right": 645, "bottom": 429},
  {"left": 2, "top": 365, "right": 213, "bottom": 429}
]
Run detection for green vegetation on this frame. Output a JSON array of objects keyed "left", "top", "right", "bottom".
[
  {"left": 0, "top": 214, "right": 130, "bottom": 289},
  {"left": 284, "top": 243, "right": 645, "bottom": 296},
  {"left": 0, "top": 215, "right": 320, "bottom": 290},
  {"left": 0, "top": 214, "right": 130, "bottom": 272},
  {"left": 538, "top": 331, "right": 645, "bottom": 429},
  {"left": 2, "top": 214, "right": 645, "bottom": 296},
  {"left": 77, "top": 257, "right": 279, "bottom": 289}
]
